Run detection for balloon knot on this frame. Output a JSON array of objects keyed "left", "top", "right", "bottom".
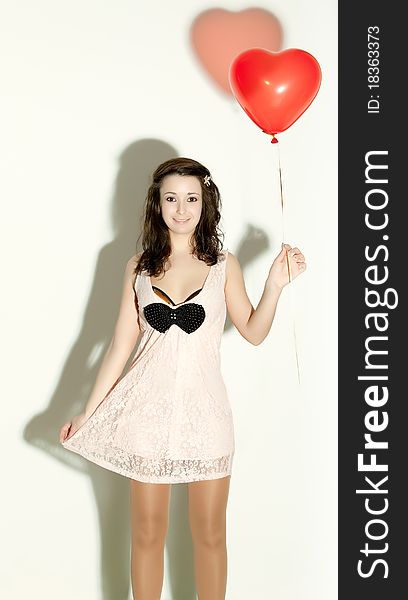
[{"left": 271, "top": 135, "right": 278, "bottom": 144}]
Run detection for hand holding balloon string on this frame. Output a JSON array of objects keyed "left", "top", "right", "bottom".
[{"left": 266, "top": 243, "right": 307, "bottom": 290}]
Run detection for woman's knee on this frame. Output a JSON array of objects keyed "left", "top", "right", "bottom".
[
  {"left": 130, "top": 481, "right": 171, "bottom": 548},
  {"left": 133, "top": 513, "right": 169, "bottom": 548},
  {"left": 190, "top": 514, "right": 226, "bottom": 549}
]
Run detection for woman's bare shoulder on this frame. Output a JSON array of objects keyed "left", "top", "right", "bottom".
[
  {"left": 124, "top": 252, "right": 143, "bottom": 281},
  {"left": 225, "top": 250, "right": 240, "bottom": 271},
  {"left": 127, "top": 252, "right": 142, "bottom": 268},
  {"left": 225, "top": 250, "right": 237, "bottom": 262}
]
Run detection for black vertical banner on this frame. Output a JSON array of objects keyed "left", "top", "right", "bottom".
[{"left": 339, "top": 1, "right": 405, "bottom": 598}]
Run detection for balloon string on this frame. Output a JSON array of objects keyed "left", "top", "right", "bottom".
[
  {"left": 275, "top": 142, "right": 301, "bottom": 385},
  {"left": 277, "top": 143, "right": 291, "bottom": 283},
  {"left": 290, "top": 290, "right": 302, "bottom": 385}
]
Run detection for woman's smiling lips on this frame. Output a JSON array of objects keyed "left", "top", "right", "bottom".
[{"left": 173, "top": 217, "right": 191, "bottom": 223}]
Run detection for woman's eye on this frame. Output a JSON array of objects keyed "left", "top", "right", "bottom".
[{"left": 165, "top": 196, "right": 198, "bottom": 202}]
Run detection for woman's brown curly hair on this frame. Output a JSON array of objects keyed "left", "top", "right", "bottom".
[{"left": 133, "top": 157, "right": 225, "bottom": 279}]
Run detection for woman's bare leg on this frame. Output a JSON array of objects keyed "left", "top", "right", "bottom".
[
  {"left": 130, "top": 480, "right": 171, "bottom": 600},
  {"left": 188, "top": 475, "right": 231, "bottom": 600}
]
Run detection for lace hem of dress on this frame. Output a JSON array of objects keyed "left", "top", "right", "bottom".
[{"left": 65, "top": 443, "right": 234, "bottom": 484}]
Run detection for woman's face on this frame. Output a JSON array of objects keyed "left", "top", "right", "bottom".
[{"left": 159, "top": 174, "right": 203, "bottom": 236}]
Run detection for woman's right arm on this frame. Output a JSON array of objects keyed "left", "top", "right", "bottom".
[
  {"left": 60, "top": 254, "right": 142, "bottom": 442},
  {"left": 83, "top": 253, "right": 142, "bottom": 417}
]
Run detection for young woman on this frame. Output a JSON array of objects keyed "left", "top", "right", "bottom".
[{"left": 60, "top": 156, "right": 306, "bottom": 600}]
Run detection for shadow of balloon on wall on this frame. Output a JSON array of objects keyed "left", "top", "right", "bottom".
[{"left": 190, "top": 7, "right": 283, "bottom": 96}]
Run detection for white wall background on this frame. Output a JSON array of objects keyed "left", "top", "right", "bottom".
[{"left": 1, "top": 1, "right": 337, "bottom": 598}]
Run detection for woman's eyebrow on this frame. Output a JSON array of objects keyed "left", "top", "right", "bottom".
[{"left": 163, "top": 191, "right": 200, "bottom": 195}]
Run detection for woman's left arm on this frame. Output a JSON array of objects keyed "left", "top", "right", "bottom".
[{"left": 224, "top": 244, "right": 306, "bottom": 346}]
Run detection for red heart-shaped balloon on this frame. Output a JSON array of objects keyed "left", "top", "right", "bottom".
[{"left": 229, "top": 48, "right": 322, "bottom": 137}]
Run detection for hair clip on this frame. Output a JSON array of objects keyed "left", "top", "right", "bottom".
[{"left": 203, "top": 174, "right": 211, "bottom": 187}]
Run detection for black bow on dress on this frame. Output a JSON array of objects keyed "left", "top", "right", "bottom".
[{"left": 143, "top": 302, "right": 205, "bottom": 334}]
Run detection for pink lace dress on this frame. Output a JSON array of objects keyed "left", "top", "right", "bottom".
[{"left": 61, "top": 249, "right": 235, "bottom": 484}]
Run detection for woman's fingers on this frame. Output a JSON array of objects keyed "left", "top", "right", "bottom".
[
  {"left": 281, "top": 244, "right": 307, "bottom": 273},
  {"left": 287, "top": 246, "right": 307, "bottom": 276},
  {"left": 60, "top": 422, "right": 71, "bottom": 443},
  {"left": 289, "top": 247, "right": 305, "bottom": 262},
  {"left": 285, "top": 245, "right": 303, "bottom": 258}
]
